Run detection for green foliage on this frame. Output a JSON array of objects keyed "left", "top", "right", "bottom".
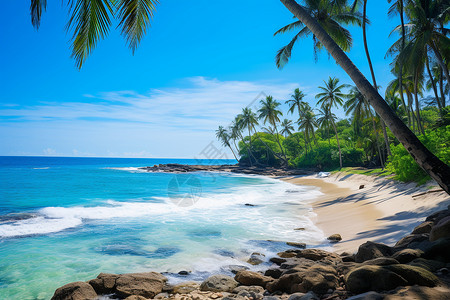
[{"left": 387, "top": 126, "right": 450, "bottom": 184}]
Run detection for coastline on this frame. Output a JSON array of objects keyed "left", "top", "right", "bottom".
[{"left": 279, "top": 172, "right": 450, "bottom": 253}]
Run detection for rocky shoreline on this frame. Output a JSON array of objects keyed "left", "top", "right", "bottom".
[
  {"left": 138, "top": 164, "right": 316, "bottom": 177},
  {"left": 52, "top": 205, "right": 450, "bottom": 300}
]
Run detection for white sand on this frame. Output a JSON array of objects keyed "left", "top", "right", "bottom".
[{"left": 278, "top": 172, "right": 450, "bottom": 254}]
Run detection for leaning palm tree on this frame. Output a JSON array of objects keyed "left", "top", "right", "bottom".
[
  {"left": 280, "top": 119, "right": 295, "bottom": 137},
  {"left": 215, "top": 126, "right": 239, "bottom": 161},
  {"left": 258, "top": 96, "right": 287, "bottom": 162},
  {"left": 280, "top": 0, "right": 450, "bottom": 193},
  {"left": 30, "top": 0, "right": 158, "bottom": 68},
  {"left": 286, "top": 88, "right": 308, "bottom": 117},
  {"left": 316, "top": 77, "right": 347, "bottom": 168},
  {"left": 274, "top": 0, "right": 363, "bottom": 67}
]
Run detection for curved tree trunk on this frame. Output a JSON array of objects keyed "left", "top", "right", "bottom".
[
  {"left": 426, "top": 56, "right": 442, "bottom": 111},
  {"left": 228, "top": 145, "right": 239, "bottom": 161},
  {"left": 280, "top": 0, "right": 450, "bottom": 194},
  {"left": 274, "top": 125, "right": 288, "bottom": 164}
]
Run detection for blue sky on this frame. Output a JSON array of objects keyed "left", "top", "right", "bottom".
[{"left": 0, "top": 0, "right": 403, "bottom": 158}]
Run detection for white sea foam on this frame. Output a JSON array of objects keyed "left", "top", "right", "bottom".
[
  {"left": 103, "top": 167, "right": 147, "bottom": 173},
  {"left": 32, "top": 167, "right": 50, "bottom": 170},
  {"left": 0, "top": 175, "right": 323, "bottom": 241}
]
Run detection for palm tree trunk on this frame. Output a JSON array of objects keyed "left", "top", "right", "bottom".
[
  {"left": 439, "top": 68, "right": 446, "bottom": 108},
  {"left": 398, "top": 0, "right": 408, "bottom": 127},
  {"left": 331, "top": 121, "right": 343, "bottom": 169},
  {"left": 430, "top": 43, "right": 450, "bottom": 100},
  {"left": 274, "top": 125, "right": 288, "bottom": 164},
  {"left": 228, "top": 145, "right": 239, "bottom": 161},
  {"left": 370, "top": 113, "right": 385, "bottom": 169},
  {"left": 413, "top": 72, "right": 425, "bottom": 135},
  {"left": 426, "top": 56, "right": 442, "bottom": 111},
  {"left": 254, "top": 132, "right": 287, "bottom": 164},
  {"left": 280, "top": 0, "right": 450, "bottom": 194}
]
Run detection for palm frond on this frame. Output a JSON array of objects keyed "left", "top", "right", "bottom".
[
  {"left": 30, "top": 0, "right": 47, "bottom": 29},
  {"left": 116, "top": 0, "right": 158, "bottom": 53},
  {"left": 274, "top": 20, "right": 303, "bottom": 36}
]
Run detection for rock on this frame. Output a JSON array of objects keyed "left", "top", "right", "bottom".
[
  {"left": 289, "top": 291, "right": 319, "bottom": 300},
  {"left": 407, "top": 258, "right": 446, "bottom": 272},
  {"left": 51, "top": 282, "right": 97, "bottom": 300},
  {"left": 412, "top": 221, "right": 434, "bottom": 234},
  {"left": 265, "top": 268, "right": 283, "bottom": 279},
  {"left": 88, "top": 272, "right": 166, "bottom": 298},
  {"left": 248, "top": 252, "right": 266, "bottom": 265},
  {"left": 345, "top": 265, "right": 408, "bottom": 294},
  {"left": 296, "top": 249, "right": 342, "bottom": 262},
  {"left": 422, "top": 237, "right": 450, "bottom": 262},
  {"left": 270, "top": 257, "right": 287, "bottom": 265},
  {"left": 227, "top": 265, "right": 250, "bottom": 274},
  {"left": 236, "top": 289, "right": 264, "bottom": 300},
  {"left": 232, "top": 285, "right": 265, "bottom": 294},
  {"left": 346, "top": 291, "right": 384, "bottom": 300},
  {"left": 359, "top": 185, "right": 365, "bottom": 189},
  {"left": 342, "top": 255, "right": 355, "bottom": 262},
  {"left": 172, "top": 282, "right": 200, "bottom": 294},
  {"left": 287, "top": 292, "right": 306, "bottom": 300},
  {"left": 294, "top": 228, "right": 305, "bottom": 231},
  {"left": 235, "top": 270, "right": 273, "bottom": 287},
  {"left": 384, "top": 285, "right": 450, "bottom": 300},
  {"left": 124, "top": 296, "right": 148, "bottom": 300},
  {"left": 277, "top": 251, "right": 298, "bottom": 258},
  {"left": 178, "top": 270, "right": 190, "bottom": 276},
  {"left": 200, "top": 275, "right": 238, "bottom": 292},
  {"left": 426, "top": 208, "right": 450, "bottom": 224},
  {"left": 355, "top": 241, "right": 393, "bottom": 263},
  {"left": 262, "top": 297, "right": 280, "bottom": 300},
  {"left": 114, "top": 272, "right": 167, "bottom": 298},
  {"left": 154, "top": 292, "right": 169, "bottom": 299},
  {"left": 430, "top": 216, "right": 450, "bottom": 241},
  {"left": 327, "top": 234, "right": 342, "bottom": 243},
  {"left": 394, "top": 234, "right": 429, "bottom": 249},
  {"left": 361, "top": 257, "right": 399, "bottom": 266},
  {"left": 385, "top": 264, "right": 439, "bottom": 287},
  {"left": 286, "top": 242, "right": 306, "bottom": 248},
  {"left": 391, "top": 249, "right": 423, "bottom": 264}
]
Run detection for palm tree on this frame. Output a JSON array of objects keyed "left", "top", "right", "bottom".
[
  {"left": 316, "top": 105, "right": 334, "bottom": 146},
  {"left": 345, "top": 86, "right": 385, "bottom": 168},
  {"left": 280, "top": 119, "right": 295, "bottom": 137},
  {"left": 274, "top": 0, "right": 363, "bottom": 67},
  {"left": 297, "top": 109, "right": 318, "bottom": 156},
  {"left": 286, "top": 88, "right": 308, "bottom": 117},
  {"left": 316, "top": 77, "right": 347, "bottom": 168},
  {"left": 215, "top": 126, "right": 239, "bottom": 161},
  {"left": 30, "top": 0, "right": 158, "bottom": 69},
  {"left": 280, "top": 0, "right": 450, "bottom": 193},
  {"left": 258, "top": 96, "right": 287, "bottom": 162},
  {"left": 238, "top": 108, "right": 260, "bottom": 166}
]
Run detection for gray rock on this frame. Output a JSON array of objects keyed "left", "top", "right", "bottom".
[
  {"left": 290, "top": 291, "right": 319, "bottom": 300},
  {"left": 296, "top": 249, "right": 342, "bottom": 262},
  {"left": 172, "top": 281, "right": 199, "bottom": 294},
  {"left": 345, "top": 265, "right": 408, "bottom": 294},
  {"left": 361, "top": 257, "right": 399, "bottom": 266},
  {"left": 51, "top": 281, "right": 97, "bottom": 300},
  {"left": 327, "top": 234, "right": 342, "bottom": 243},
  {"left": 248, "top": 252, "right": 266, "bottom": 265},
  {"left": 287, "top": 242, "right": 306, "bottom": 248},
  {"left": 355, "top": 241, "right": 393, "bottom": 263},
  {"left": 430, "top": 216, "right": 450, "bottom": 241},
  {"left": 346, "top": 291, "right": 384, "bottom": 300},
  {"left": 200, "top": 275, "right": 238, "bottom": 292},
  {"left": 385, "top": 264, "right": 439, "bottom": 287},
  {"left": 422, "top": 237, "right": 450, "bottom": 262},
  {"left": 394, "top": 234, "right": 429, "bottom": 249},
  {"left": 232, "top": 285, "right": 265, "bottom": 294},
  {"left": 262, "top": 297, "right": 280, "bottom": 300},
  {"left": 407, "top": 258, "right": 446, "bottom": 272},
  {"left": 287, "top": 292, "right": 306, "bottom": 300},
  {"left": 412, "top": 221, "right": 434, "bottom": 234}
]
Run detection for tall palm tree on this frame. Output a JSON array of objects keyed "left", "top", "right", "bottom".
[
  {"left": 215, "top": 126, "right": 239, "bottom": 161},
  {"left": 280, "top": 119, "right": 295, "bottom": 137},
  {"left": 286, "top": 88, "right": 308, "bottom": 117},
  {"left": 258, "top": 96, "right": 287, "bottom": 162},
  {"left": 345, "top": 86, "right": 385, "bottom": 168},
  {"left": 274, "top": 0, "right": 363, "bottom": 67},
  {"left": 316, "top": 105, "right": 334, "bottom": 146},
  {"left": 30, "top": 0, "right": 158, "bottom": 69},
  {"left": 297, "top": 109, "right": 318, "bottom": 156},
  {"left": 238, "top": 108, "right": 260, "bottom": 166},
  {"left": 280, "top": 0, "right": 450, "bottom": 193},
  {"left": 316, "top": 77, "right": 347, "bottom": 168}
]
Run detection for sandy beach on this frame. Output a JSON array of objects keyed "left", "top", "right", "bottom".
[{"left": 279, "top": 172, "right": 450, "bottom": 253}]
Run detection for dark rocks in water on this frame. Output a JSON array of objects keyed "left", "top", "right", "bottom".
[
  {"left": 95, "top": 244, "right": 180, "bottom": 259},
  {"left": 327, "top": 234, "right": 342, "bottom": 243},
  {"left": 249, "top": 240, "right": 290, "bottom": 253},
  {"left": 224, "top": 265, "right": 250, "bottom": 274},
  {"left": 359, "top": 185, "right": 365, "bottom": 189},
  {"left": 188, "top": 229, "right": 222, "bottom": 239},
  {"left": 294, "top": 228, "right": 305, "bottom": 231},
  {"left": 150, "top": 247, "right": 180, "bottom": 259},
  {"left": 245, "top": 203, "right": 257, "bottom": 207},
  {"left": 213, "top": 249, "right": 235, "bottom": 257},
  {"left": 178, "top": 270, "right": 190, "bottom": 276},
  {"left": 0, "top": 213, "right": 37, "bottom": 223},
  {"left": 247, "top": 252, "right": 266, "bottom": 265},
  {"left": 51, "top": 281, "right": 97, "bottom": 300},
  {"left": 270, "top": 257, "right": 287, "bottom": 265},
  {"left": 286, "top": 242, "right": 306, "bottom": 249},
  {"left": 355, "top": 241, "right": 393, "bottom": 263}
]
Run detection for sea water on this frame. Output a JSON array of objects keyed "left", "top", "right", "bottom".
[{"left": 0, "top": 156, "right": 324, "bottom": 299}]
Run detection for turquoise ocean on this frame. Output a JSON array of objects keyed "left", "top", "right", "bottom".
[{"left": 0, "top": 156, "right": 324, "bottom": 299}]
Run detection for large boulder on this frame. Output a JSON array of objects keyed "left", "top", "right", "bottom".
[
  {"left": 200, "top": 275, "right": 238, "bottom": 292},
  {"left": 296, "top": 249, "right": 342, "bottom": 262},
  {"left": 345, "top": 265, "right": 408, "bottom": 294},
  {"left": 88, "top": 272, "right": 166, "bottom": 298},
  {"left": 385, "top": 264, "right": 439, "bottom": 287},
  {"left": 422, "top": 237, "right": 450, "bottom": 262},
  {"left": 355, "top": 241, "right": 393, "bottom": 263},
  {"left": 361, "top": 257, "right": 399, "bottom": 266},
  {"left": 412, "top": 221, "right": 433, "bottom": 234},
  {"left": 235, "top": 270, "right": 273, "bottom": 287},
  {"left": 384, "top": 285, "right": 450, "bottom": 300},
  {"left": 394, "top": 234, "right": 429, "bottom": 250},
  {"left": 172, "top": 282, "right": 200, "bottom": 294},
  {"left": 430, "top": 216, "right": 450, "bottom": 241},
  {"left": 391, "top": 249, "right": 423, "bottom": 264},
  {"left": 407, "top": 258, "right": 446, "bottom": 272},
  {"left": 51, "top": 281, "right": 97, "bottom": 300}
]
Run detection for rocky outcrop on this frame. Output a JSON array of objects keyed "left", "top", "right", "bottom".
[
  {"left": 234, "top": 271, "right": 273, "bottom": 287},
  {"left": 51, "top": 281, "right": 97, "bottom": 300},
  {"left": 200, "top": 275, "right": 238, "bottom": 292},
  {"left": 355, "top": 241, "right": 393, "bottom": 263},
  {"left": 430, "top": 216, "right": 450, "bottom": 241}
]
